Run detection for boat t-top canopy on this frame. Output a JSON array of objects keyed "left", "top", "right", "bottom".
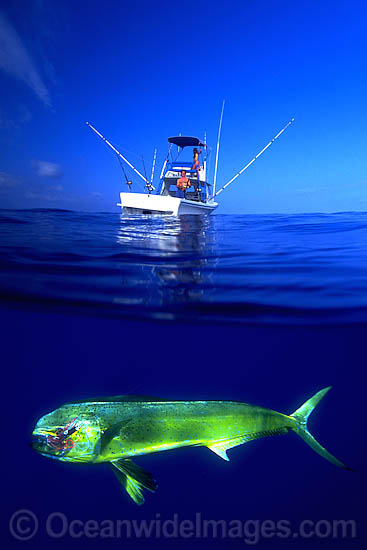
[{"left": 168, "top": 136, "right": 206, "bottom": 148}]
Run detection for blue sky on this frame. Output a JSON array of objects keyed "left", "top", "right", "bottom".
[{"left": 0, "top": 0, "right": 366, "bottom": 214}]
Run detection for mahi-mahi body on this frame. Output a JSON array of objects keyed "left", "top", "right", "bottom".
[{"left": 31, "top": 387, "right": 350, "bottom": 504}]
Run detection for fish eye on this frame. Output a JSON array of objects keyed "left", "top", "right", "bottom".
[{"left": 45, "top": 417, "right": 81, "bottom": 453}]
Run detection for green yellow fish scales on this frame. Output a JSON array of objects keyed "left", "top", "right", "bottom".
[{"left": 31, "top": 387, "right": 352, "bottom": 505}]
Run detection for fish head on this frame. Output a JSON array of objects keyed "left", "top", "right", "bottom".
[{"left": 31, "top": 405, "right": 101, "bottom": 463}]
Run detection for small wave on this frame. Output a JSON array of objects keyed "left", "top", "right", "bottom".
[
  {"left": 1, "top": 209, "right": 367, "bottom": 325},
  {"left": 0, "top": 216, "right": 30, "bottom": 225},
  {"left": 17, "top": 207, "right": 74, "bottom": 213}
]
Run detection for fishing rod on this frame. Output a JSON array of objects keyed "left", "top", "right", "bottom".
[
  {"left": 212, "top": 100, "right": 225, "bottom": 198},
  {"left": 141, "top": 154, "right": 151, "bottom": 194},
  {"left": 116, "top": 152, "right": 134, "bottom": 192},
  {"left": 159, "top": 143, "right": 173, "bottom": 183},
  {"left": 150, "top": 148, "right": 157, "bottom": 186},
  {"left": 86, "top": 122, "right": 153, "bottom": 188},
  {"left": 215, "top": 117, "right": 294, "bottom": 198}
]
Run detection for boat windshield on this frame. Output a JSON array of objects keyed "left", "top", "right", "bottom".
[{"left": 159, "top": 162, "right": 208, "bottom": 202}]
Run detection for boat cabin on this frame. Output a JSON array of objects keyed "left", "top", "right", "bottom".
[{"left": 156, "top": 136, "right": 211, "bottom": 203}]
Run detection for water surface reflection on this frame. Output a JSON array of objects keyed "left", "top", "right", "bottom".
[{"left": 115, "top": 215, "right": 217, "bottom": 314}]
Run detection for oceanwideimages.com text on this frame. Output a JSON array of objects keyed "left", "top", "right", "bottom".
[{"left": 9, "top": 510, "right": 357, "bottom": 544}]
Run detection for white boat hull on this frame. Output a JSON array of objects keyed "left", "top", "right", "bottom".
[{"left": 117, "top": 192, "right": 218, "bottom": 215}]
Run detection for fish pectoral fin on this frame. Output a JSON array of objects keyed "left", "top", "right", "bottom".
[
  {"left": 110, "top": 463, "right": 145, "bottom": 505},
  {"left": 208, "top": 434, "right": 253, "bottom": 461},
  {"left": 114, "top": 459, "right": 157, "bottom": 492},
  {"left": 100, "top": 420, "right": 132, "bottom": 453},
  {"left": 110, "top": 459, "right": 157, "bottom": 505}
]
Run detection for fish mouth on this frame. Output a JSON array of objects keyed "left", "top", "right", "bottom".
[
  {"left": 30, "top": 431, "right": 59, "bottom": 457},
  {"left": 31, "top": 432, "right": 47, "bottom": 450},
  {"left": 29, "top": 435, "right": 47, "bottom": 454}
]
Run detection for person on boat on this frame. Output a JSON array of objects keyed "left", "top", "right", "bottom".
[
  {"left": 192, "top": 147, "right": 201, "bottom": 171},
  {"left": 176, "top": 170, "right": 191, "bottom": 198}
]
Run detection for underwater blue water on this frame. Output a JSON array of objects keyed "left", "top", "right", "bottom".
[{"left": 1, "top": 209, "right": 366, "bottom": 549}]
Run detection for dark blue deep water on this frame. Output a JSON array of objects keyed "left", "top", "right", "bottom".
[{"left": 2, "top": 209, "right": 366, "bottom": 549}]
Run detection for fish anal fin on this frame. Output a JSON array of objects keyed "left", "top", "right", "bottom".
[
  {"left": 110, "top": 459, "right": 157, "bottom": 505},
  {"left": 208, "top": 434, "right": 253, "bottom": 461},
  {"left": 208, "top": 443, "right": 230, "bottom": 461}
]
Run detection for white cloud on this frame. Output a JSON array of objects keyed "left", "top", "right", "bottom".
[
  {"left": 0, "top": 170, "right": 72, "bottom": 204},
  {"left": 0, "top": 104, "right": 33, "bottom": 130},
  {"left": 0, "top": 12, "right": 51, "bottom": 107},
  {"left": 0, "top": 171, "right": 19, "bottom": 188},
  {"left": 49, "top": 184, "right": 64, "bottom": 192},
  {"left": 35, "top": 160, "right": 62, "bottom": 178}
]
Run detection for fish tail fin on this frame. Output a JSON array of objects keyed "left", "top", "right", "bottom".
[{"left": 290, "top": 386, "right": 352, "bottom": 471}]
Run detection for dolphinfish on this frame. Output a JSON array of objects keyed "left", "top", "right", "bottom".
[{"left": 31, "top": 387, "right": 351, "bottom": 504}]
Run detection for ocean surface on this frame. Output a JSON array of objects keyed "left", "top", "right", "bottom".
[{"left": 2, "top": 208, "right": 366, "bottom": 549}]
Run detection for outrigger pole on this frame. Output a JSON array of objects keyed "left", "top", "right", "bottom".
[
  {"left": 85, "top": 122, "right": 152, "bottom": 188},
  {"left": 215, "top": 117, "right": 295, "bottom": 198},
  {"left": 212, "top": 100, "right": 225, "bottom": 198}
]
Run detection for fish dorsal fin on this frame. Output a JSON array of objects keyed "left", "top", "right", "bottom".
[
  {"left": 65, "top": 394, "right": 169, "bottom": 405},
  {"left": 110, "top": 459, "right": 157, "bottom": 505}
]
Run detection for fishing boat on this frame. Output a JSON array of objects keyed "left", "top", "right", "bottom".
[
  {"left": 118, "top": 135, "right": 217, "bottom": 215},
  {"left": 86, "top": 107, "right": 294, "bottom": 216}
]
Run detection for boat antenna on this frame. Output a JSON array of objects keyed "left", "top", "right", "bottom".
[
  {"left": 203, "top": 131, "right": 208, "bottom": 200},
  {"left": 212, "top": 100, "right": 225, "bottom": 199},
  {"left": 86, "top": 122, "right": 152, "bottom": 187},
  {"left": 215, "top": 117, "right": 295, "bottom": 198}
]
